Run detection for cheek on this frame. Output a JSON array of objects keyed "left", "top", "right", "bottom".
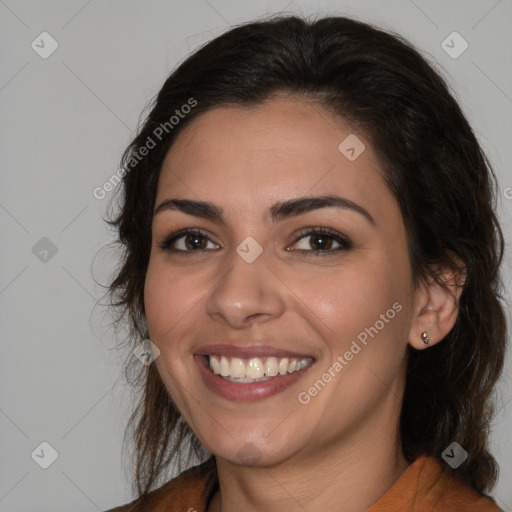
[
  {"left": 144, "top": 258, "right": 202, "bottom": 342},
  {"left": 300, "top": 261, "right": 404, "bottom": 336},
  {"left": 144, "top": 260, "right": 201, "bottom": 405}
]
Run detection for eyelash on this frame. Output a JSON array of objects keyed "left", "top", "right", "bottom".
[{"left": 157, "top": 227, "right": 352, "bottom": 256}]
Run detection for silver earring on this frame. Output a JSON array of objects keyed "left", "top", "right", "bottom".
[{"left": 421, "top": 332, "right": 430, "bottom": 345}]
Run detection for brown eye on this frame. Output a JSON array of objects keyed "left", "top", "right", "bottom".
[
  {"left": 290, "top": 228, "right": 351, "bottom": 254},
  {"left": 309, "top": 233, "right": 334, "bottom": 250},
  {"left": 158, "top": 229, "right": 220, "bottom": 252},
  {"left": 184, "top": 233, "right": 208, "bottom": 250}
]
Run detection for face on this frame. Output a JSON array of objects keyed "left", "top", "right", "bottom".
[{"left": 144, "top": 96, "right": 417, "bottom": 467}]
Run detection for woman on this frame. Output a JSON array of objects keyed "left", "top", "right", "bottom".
[{"left": 104, "top": 14, "right": 506, "bottom": 512}]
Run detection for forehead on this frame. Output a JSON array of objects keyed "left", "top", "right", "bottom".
[{"left": 156, "top": 97, "right": 395, "bottom": 221}]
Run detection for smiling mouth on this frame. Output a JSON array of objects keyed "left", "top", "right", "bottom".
[
  {"left": 206, "top": 355, "right": 314, "bottom": 382},
  {"left": 195, "top": 348, "right": 316, "bottom": 401}
]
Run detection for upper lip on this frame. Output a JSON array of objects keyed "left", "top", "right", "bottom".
[{"left": 195, "top": 344, "right": 314, "bottom": 360}]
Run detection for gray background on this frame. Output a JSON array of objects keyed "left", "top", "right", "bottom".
[{"left": 1, "top": 0, "right": 511, "bottom": 510}]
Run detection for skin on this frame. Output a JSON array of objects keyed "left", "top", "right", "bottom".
[{"left": 144, "top": 96, "right": 462, "bottom": 512}]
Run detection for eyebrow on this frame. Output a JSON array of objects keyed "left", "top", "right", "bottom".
[{"left": 153, "top": 195, "right": 376, "bottom": 226}]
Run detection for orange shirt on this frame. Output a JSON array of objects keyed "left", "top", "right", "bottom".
[{"left": 106, "top": 455, "right": 502, "bottom": 511}]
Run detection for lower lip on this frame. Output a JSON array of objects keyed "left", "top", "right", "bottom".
[{"left": 194, "top": 355, "right": 314, "bottom": 402}]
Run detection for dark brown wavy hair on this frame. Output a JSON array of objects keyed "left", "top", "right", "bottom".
[{"left": 103, "top": 14, "right": 507, "bottom": 500}]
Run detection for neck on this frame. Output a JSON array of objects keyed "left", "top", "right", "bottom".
[{"left": 207, "top": 390, "right": 410, "bottom": 512}]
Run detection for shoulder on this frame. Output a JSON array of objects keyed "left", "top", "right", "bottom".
[
  {"left": 430, "top": 462, "right": 502, "bottom": 512},
  {"left": 368, "top": 455, "right": 502, "bottom": 512},
  {"left": 104, "top": 458, "right": 217, "bottom": 512}
]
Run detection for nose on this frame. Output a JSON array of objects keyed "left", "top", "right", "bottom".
[{"left": 205, "top": 249, "right": 286, "bottom": 329}]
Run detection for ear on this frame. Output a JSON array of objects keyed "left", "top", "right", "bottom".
[{"left": 408, "top": 256, "right": 466, "bottom": 350}]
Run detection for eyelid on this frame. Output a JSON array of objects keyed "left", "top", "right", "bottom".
[
  {"left": 288, "top": 227, "right": 352, "bottom": 252},
  {"left": 158, "top": 226, "right": 352, "bottom": 254},
  {"left": 157, "top": 228, "right": 221, "bottom": 251}
]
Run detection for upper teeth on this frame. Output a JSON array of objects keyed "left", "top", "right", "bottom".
[{"left": 208, "top": 355, "right": 312, "bottom": 380}]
